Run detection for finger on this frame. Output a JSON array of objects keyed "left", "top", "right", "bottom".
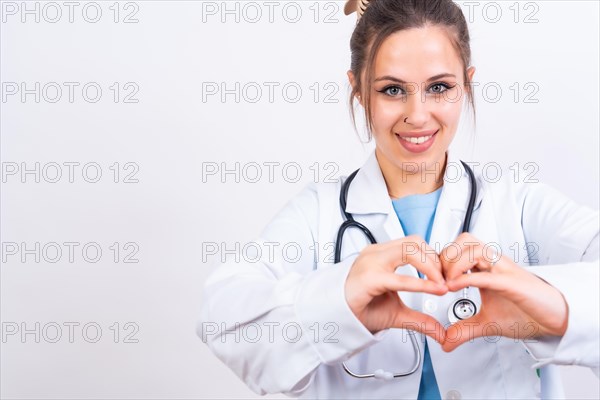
[
  {"left": 381, "top": 274, "right": 448, "bottom": 296},
  {"left": 439, "top": 239, "right": 479, "bottom": 281},
  {"left": 395, "top": 238, "right": 445, "bottom": 283},
  {"left": 377, "top": 237, "right": 426, "bottom": 266},
  {"left": 392, "top": 306, "right": 447, "bottom": 345},
  {"left": 377, "top": 239, "right": 445, "bottom": 284},
  {"left": 404, "top": 251, "right": 445, "bottom": 284},
  {"left": 382, "top": 236, "right": 440, "bottom": 264},
  {"left": 453, "top": 235, "right": 501, "bottom": 272},
  {"left": 446, "top": 270, "right": 503, "bottom": 292},
  {"left": 442, "top": 313, "right": 487, "bottom": 352},
  {"left": 416, "top": 239, "right": 442, "bottom": 275},
  {"left": 442, "top": 241, "right": 497, "bottom": 281}
]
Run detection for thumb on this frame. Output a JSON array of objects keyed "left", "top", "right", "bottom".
[{"left": 442, "top": 313, "right": 487, "bottom": 352}]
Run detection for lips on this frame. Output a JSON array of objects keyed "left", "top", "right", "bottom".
[{"left": 395, "top": 129, "right": 439, "bottom": 154}]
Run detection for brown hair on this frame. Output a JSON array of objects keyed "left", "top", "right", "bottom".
[{"left": 348, "top": 0, "right": 476, "bottom": 139}]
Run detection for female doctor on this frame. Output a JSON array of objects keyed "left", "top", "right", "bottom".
[{"left": 199, "top": 0, "right": 600, "bottom": 398}]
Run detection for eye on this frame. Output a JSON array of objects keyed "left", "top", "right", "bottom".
[
  {"left": 377, "top": 82, "right": 456, "bottom": 97},
  {"left": 429, "top": 82, "right": 455, "bottom": 94},
  {"left": 378, "top": 85, "right": 403, "bottom": 97}
]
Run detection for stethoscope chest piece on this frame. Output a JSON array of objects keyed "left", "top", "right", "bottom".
[{"left": 448, "top": 297, "right": 479, "bottom": 324}]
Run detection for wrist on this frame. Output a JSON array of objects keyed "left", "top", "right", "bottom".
[
  {"left": 555, "top": 289, "right": 569, "bottom": 336},
  {"left": 538, "top": 275, "right": 569, "bottom": 337}
]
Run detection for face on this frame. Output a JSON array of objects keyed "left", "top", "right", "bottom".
[{"left": 349, "top": 25, "right": 475, "bottom": 176}]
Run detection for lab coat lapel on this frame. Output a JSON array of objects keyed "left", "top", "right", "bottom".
[
  {"left": 429, "top": 150, "right": 470, "bottom": 254},
  {"left": 343, "top": 151, "right": 413, "bottom": 276},
  {"left": 344, "top": 150, "right": 390, "bottom": 216},
  {"left": 429, "top": 150, "right": 482, "bottom": 253}
]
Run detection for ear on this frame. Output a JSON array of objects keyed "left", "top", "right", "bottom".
[
  {"left": 466, "top": 66, "right": 476, "bottom": 94},
  {"left": 347, "top": 70, "right": 362, "bottom": 106},
  {"left": 347, "top": 69, "right": 356, "bottom": 88},
  {"left": 467, "top": 66, "right": 476, "bottom": 82}
]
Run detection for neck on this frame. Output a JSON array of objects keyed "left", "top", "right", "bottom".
[{"left": 376, "top": 148, "right": 447, "bottom": 199}]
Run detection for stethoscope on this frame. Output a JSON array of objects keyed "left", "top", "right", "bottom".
[{"left": 335, "top": 161, "right": 479, "bottom": 379}]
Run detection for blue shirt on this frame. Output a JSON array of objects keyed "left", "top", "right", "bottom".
[{"left": 391, "top": 186, "right": 443, "bottom": 400}]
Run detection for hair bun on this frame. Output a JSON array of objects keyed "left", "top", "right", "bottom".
[{"left": 344, "top": 0, "right": 371, "bottom": 20}]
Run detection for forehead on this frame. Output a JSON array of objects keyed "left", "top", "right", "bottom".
[{"left": 374, "top": 26, "right": 462, "bottom": 78}]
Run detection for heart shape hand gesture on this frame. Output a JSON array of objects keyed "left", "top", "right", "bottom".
[{"left": 344, "top": 233, "right": 569, "bottom": 350}]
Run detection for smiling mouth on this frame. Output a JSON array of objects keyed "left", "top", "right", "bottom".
[
  {"left": 397, "top": 134, "right": 435, "bottom": 144},
  {"left": 394, "top": 130, "right": 439, "bottom": 153}
]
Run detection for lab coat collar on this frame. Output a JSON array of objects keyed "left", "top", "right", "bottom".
[{"left": 345, "top": 148, "right": 483, "bottom": 216}]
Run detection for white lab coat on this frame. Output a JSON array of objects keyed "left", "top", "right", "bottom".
[{"left": 198, "top": 149, "right": 599, "bottom": 399}]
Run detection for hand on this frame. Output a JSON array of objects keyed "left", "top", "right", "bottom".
[
  {"left": 439, "top": 233, "right": 569, "bottom": 352},
  {"left": 344, "top": 235, "right": 448, "bottom": 343}
]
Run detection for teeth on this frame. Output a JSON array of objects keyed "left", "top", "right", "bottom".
[{"left": 400, "top": 135, "right": 432, "bottom": 144}]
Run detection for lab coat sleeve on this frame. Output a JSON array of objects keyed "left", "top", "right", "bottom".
[
  {"left": 517, "top": 180, "right": 600, "bottom": 377},
  {"left": 198, "top": 182, "right": 388, "bottom": 396}
]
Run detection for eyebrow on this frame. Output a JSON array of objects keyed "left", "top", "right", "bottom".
[{"left": 374, "top": 73, "right": 456, "bottom": 83}]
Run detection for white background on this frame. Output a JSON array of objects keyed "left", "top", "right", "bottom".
[{"left": 1, "top": 0, "right": 599, "bottom": 398}]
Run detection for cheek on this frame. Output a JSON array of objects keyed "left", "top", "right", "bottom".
[
  {"left": 371, "top": 98, "right": 400, "bottom": 124},
  {"left": 433, "top": 99, "right": 463, "bottom": 126}
]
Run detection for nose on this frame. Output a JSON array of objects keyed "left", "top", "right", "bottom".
[{"left": 402, "top": 87, "right": 430, "bottom": 126}]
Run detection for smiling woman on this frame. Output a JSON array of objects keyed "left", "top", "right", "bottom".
[
  {"left": 349, "top": 24, "right": 474, "bottom": 198},
  {"left": 199, "top": 0, "right": 599, "bottom": 399}
]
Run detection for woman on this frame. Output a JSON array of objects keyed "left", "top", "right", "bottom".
[{"left": 199, "top": 0, "right": 599, "bottom": 398}]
